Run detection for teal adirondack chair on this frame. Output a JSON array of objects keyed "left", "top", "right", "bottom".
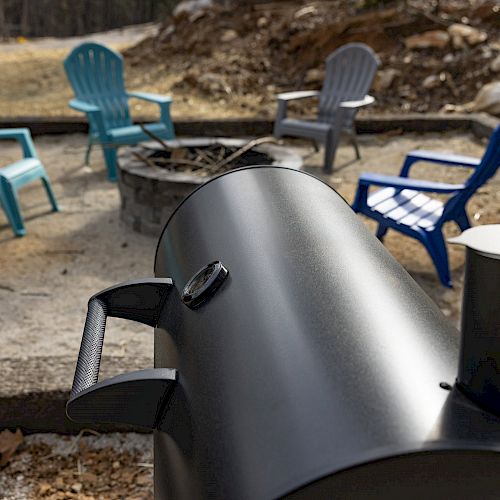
[
  {"left": 64, "top": 42, "right": 175, "bottom": 181},
  {"left": 0, "top": 128, "right": 59, "bottom": 236}
]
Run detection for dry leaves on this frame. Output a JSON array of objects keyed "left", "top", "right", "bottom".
[
  {"left": 0, "top": 428, "right": 23, "bottom": 467},
  {"left": 1, "top": 434, "right": 153, "bottom": 499}
]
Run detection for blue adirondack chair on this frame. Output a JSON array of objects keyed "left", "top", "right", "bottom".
[
  {"left": 64, "top": 42, "right": 175, "bottom": 181},
  {"left": 352, "top": 125, "right": 500, "bottom": 287},
  {"left": 0, "top": 128, "right": 59, "bottom": 236}
]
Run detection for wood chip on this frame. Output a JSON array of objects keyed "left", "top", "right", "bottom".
[{"left": 0, "top": 429, "right": 23, "bottom": 467}]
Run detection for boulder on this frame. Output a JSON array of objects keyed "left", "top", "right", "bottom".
[
  {"left": 491, "top": 54, "right": 500, "bottom": 73},
  {"left": 220, "top": 29, "right": 238, "bottom": 43},
  {"left": 448, "top": 23, "right": 488, "bottom": 49},
  {"left": 469, "top": 81, "right": 500, "bottom": 116},
  {"left": 373, "top": 68, "right": 400, "bottom": 92},
  {"left": 422, "top": 74, "right": 441, "bottom": 89},
  {"left": 304, "top": 68, "right": 325, "bottom": 85},
  {"left": 174, "top": 0, "right": 213, "bottom": 17},
  {"left": 405, "top": 30, "right": 450, "bottom": 50}
]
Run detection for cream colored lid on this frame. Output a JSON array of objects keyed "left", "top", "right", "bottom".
[{"left": 448, "top": 224, "right": 500, "bottom": 260}]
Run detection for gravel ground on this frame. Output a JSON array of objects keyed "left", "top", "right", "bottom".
[
  {"left": 0, "top": 432, "right": 153, "bottom": 499},
  {"left": 0, "top": 134, "right": 155, "bottom": 361}
]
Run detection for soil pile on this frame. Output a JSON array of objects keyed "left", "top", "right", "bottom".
[{"left": 125, "top": 0, "right": 500, "bottom": 116}]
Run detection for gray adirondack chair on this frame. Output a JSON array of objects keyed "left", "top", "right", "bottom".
[{"left": 273, "top": 43, "right": 380, "bottom": 173}]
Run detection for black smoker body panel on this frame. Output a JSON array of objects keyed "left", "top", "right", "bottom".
[{"left": 152, "top": 167, "right": 500, "bottom": 499}]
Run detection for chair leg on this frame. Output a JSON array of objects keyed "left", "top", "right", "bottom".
[
  {"left": 311, "top": 140, "right": 320, "bottom": 152},
  {"left": 273, "top": 124, "right": 282, "bottom": 139},
  {"left": 423, "top": 230, "right": 452, "bottom": 287},
  {"left": 455, "top": 209, "right": 471, "bottom": 232},
  {"left": 166, "top": 121, "right": 176, "bottom": 140},
  {"left": 376, "top": 224, "right": 388, "bottom": 242},
  {"left": 323, "top": 130, "right": 339, "bottom": 174},
  {"left": 41, "top": 174, "right": 59, "bottom": 212},
  {"left": 351, "top": 184, "right": 365, "bottom": 213},
  {"left": 102, "top": 146, "right": 118, "bottom": 182},
  {"left": 0, "top": 181, "right": 26, "bottom": 236},
  {"left": 84, "top": 140, "right": 93, "bottom": 166},
  {"left": 350, "top": 131, "right": 361, "bottom": 160}
]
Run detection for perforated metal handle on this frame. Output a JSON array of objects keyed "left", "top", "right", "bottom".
[
  {"left": 67, "top": 278, "right": 177, "bottom": 429},
  {"left": 71, "top": 298, "right": 108, "bottom": 397},
  {"left": 69, "top": 278, "right": 174, "bottom": 399}
]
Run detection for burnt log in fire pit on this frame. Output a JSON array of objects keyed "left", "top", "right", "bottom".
[{"left": 118, "top": 137, "right": 302, "bottom": 236}]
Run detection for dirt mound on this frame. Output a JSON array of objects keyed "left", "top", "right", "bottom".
[{"left": 125, "top": 0, "right": 500, "bottom": 115}]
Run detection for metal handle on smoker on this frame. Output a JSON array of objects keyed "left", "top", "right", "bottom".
[
  {"left": 71, "top": 297, "right": 108, "bottom": 396},
  {"left": 67, "top": 278, "right": 178, "bottom": 429}
]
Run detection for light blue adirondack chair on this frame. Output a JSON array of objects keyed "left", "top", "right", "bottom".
[
  {"left": 0, "top": 128, "right": 59, "bottom": 236},
  {"left": 273, "top": 43, "right": 379, "bottom": 173},
  {"left": 64, "top": 42, "right": 175, "bottom": 181},
  {"left": 352, "top": 125, "right": 500, "bottom": 287}
]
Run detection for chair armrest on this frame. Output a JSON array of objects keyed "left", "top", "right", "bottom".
[
  {"left": 277, "top": 90, "right": 320, "bottom": 101},
  {"left": 127, "top": 92, "right": 174, "bottom": 138},
  {"left": 359, "top": 172, "right": 465, "bottom": 193},
  {"left": 400, "top": 150, "right": 481, "bottom": 177},
  {"left": 339, "top": 95, "right": 375, "bottom": 109},
  {"left": 0, "top": 128, "right": 37, "bottom": 158},
  {"left": 69, "top": 99, "right": 100, "bottom": 113},
  {"left": 275, "top": 90, "right": 320, "bottom": 127},
  {"left": 127, "top": 91, "right": 172, "bottom": 104},
  {"left": 69, "top": 99, "right": 108, "bottom": 140}
]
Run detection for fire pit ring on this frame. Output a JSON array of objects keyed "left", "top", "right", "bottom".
[{"left": 118, "top": 137, "right": 302, "bottom": 236}]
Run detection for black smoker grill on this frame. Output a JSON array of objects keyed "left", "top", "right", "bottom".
[{"left": 67, "top": 167, "right": 500, "bottom": 499}]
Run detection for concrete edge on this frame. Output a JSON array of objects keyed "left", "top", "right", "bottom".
[
  {"left": 1, "top": 355, "right": 153, "bottom": 434},
  {"left": 0, "top": 113, "right": 497, "bottom": 139},
  {"left": 0, "top": 390, "right": 150, "bottom": 435}
]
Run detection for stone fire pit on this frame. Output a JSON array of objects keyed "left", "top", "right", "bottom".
[{"left": 118, "top": 137, "right": 302, "bottom": 236}]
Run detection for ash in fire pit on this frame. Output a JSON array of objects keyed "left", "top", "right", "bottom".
[{"left": 118, "top": 136, "right": 302, "bottom": 236}]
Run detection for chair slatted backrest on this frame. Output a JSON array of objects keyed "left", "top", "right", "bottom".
[
  {"left": 318, "top": 43, "right": 379, "bottom": 126},
  {"left": 64, "top": 42, "right": 132, "bottom": 132},
  {"left": 444, "top": 125, "right": 500, "bottom": 218}
]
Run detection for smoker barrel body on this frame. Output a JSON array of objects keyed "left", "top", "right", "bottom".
[
  {"left": 450, "top": 225, "right": 500, "bottom": 416},
  {"left": 152, "top": 167, "right": 500, "bottom": 499}
]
